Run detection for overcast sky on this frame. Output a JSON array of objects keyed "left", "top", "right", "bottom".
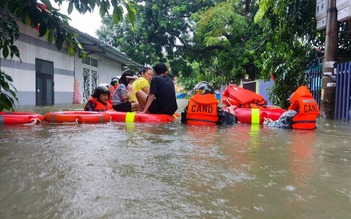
[{"left": 52, "top": 1, "right": 102, "bottom": 37}]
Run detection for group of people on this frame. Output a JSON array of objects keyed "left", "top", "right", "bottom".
[
  {"left": 83, "top": 62, "right": 319, "bottom": 129},
  {"left": 84, "top": 63, "right": 178, "bottom": 116}
]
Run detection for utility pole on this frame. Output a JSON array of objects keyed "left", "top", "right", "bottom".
[{"left": 320, "top": 0, "right": 338, "bottom": 119}]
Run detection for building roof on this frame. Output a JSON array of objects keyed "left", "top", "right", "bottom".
[{"left": 69, "top": 26, "right": 141, "bottom": 67}]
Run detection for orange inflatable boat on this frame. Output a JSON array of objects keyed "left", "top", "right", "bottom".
[
  {"left": 44, "top": 111, "right": 111, "bottom": 123},
  {"left": 233, "top": 108, "right": 285, "bottom": 124},
  {"left": 0, "top": 112, "right": 44, "bottom": 125},
  {"left": 106, "top": 111, "right": 178, "bottom": 123}
]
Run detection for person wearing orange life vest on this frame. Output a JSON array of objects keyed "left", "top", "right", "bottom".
[
  {"left": 181, "top": 82, "right": 237, "bottom": 126},
  {"left": 287, "top": 85, "right": 320, "bottom": 129},
  {"left": 84, "top": 83, "right": 113, "bottom": 111}
]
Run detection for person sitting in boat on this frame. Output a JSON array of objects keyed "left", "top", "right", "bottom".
[
  {"left": 129, "top": 67, "right": 153, "bottom": 103},
  {"left": 264, "top": 85, "right": 319, "bottom": 129},
  {"left": 108, "top": 76, "right": 120, "bottom": 105},
  {"left": 181, "top": 81, "right": 237, "bottom": 126},
  {"left": 84, "top": 83, "right": 113, "bottom": 111},
  {"left": 137, "top": 63, "right": 178, "bottom": 116},
  {"left": 112, "top": 70, "right": 140, "bottom": 112},
  {"left": 110, "top": 76, "right": 120, "bottom": 89}
]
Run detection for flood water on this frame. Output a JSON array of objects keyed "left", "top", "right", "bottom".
[{"left": 1, "top": 100, "right": 351, "bottom": 218}]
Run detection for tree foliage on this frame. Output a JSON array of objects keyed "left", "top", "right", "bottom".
[
  {"left": 190, "top": 0, "right": 264, "bottom": 86},
  {"left": 2, "top": 0, "right": 350, "bottom": 110},
  {"left": 98, "top": 0, "right": 263, "bottom": 90},
  {"left": 254, "top": 0, "right": 320, "bottom": 107},
  {"left": 338, "top": 21, "right": 351, "bottom": 58},
  {"left": 0, "top": 0, "right": 137, "bottom": 111},
  {"left": 97, "top": 0, "right": 351, "bottom": 107},
  {"left": 98, "top": 0, "right": 211, "bottom": 74}
]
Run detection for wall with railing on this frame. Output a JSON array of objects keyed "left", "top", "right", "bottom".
[
  {"left": 305, "top": 66, "right": 322, "bottom": 107},
  {"left": 335, "top": 62, "right": 351, "bottom": 120},
  {"left": 305, "top": 62, "right": 351, "bottom": 120}
]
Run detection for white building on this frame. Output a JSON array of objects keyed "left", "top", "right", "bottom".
[{"left": 0, "top": 22, "right": 140, "bottom": 107}]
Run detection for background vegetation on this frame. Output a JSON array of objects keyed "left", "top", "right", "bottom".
[{"left": 1, "top": 0, "right": 350, "bottom": 110}]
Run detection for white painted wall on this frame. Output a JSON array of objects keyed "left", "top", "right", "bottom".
[
  {"left": 1, "top": 21, "right": 133, "bottom": 106},
  {"left": 96, "top": 56, "right": 124, "bottom": 84},
  {"left": 0, "top": 22, "right": 75, "bottom": 106},
  {"left": 0, "top": 66, "right": 35, "bottom": 92},
  {"left": 74, "top": 55, "right": 124, "bottom": 103}
]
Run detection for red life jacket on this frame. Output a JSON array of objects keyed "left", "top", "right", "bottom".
[
  {"left": 85, "top": 97, "right": 112, "bottom": 111},
  {"left": 222, "top": 85, "right": 267, "bottom": 108},
  {"left": 186, "top": 94, "right": 218, "bottom": 126},
  {"left": 288, "top": 86, "right": 319, "bottom": 129},
  {"left": 108, "top": 85, "right": 117, "bottom": 105}
]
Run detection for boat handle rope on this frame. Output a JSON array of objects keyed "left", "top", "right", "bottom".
[{"left": 25, "top": 118, "right": 41, "bottom": 125}]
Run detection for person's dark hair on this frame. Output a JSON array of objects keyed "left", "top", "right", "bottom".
[
  {"left": 140, "top": 66, "right": 152, "bottom": 75},
  {"left": 119, "top": 70, "right": 134, "bottom": 87},
  {"left": 153, "top": 63, "right": 168, "bottom": 75}
]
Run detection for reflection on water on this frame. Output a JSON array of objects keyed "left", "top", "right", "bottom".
[{"left": 1, "top": 102, "right": 351, "bottom": 218}]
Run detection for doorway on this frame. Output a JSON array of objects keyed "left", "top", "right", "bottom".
[
  {"left": 82, "top": 57, "right": 99, "bottom": 102},
  {"left": 35, "top": 59, "right": 54, "bottom": 105}
]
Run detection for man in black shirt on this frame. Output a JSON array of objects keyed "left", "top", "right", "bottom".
[{"left": 137, "top": 63, "right": 178, "bottom": 116}]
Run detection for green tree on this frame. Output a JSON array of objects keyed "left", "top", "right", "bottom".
[
  {"left": 97, "top": 0, "right": 350, "bottom": 100},
  {"left": 0, "top": 0, "right": 137, "bottom": 111},
  {"left": 190, "top": 0, "right": 263, "bottom": 84},
  {"left": 338, "top": 21, "right": 351, "bottom": 60},
  {"left": 97, "top": 0, "right": 214, "bottom": 83},
  {"left": 254, "top": 0, "right": 319, "bottom": 108},
  {"left": 97, "top": 0, "right": 260, "bottom": 90}
]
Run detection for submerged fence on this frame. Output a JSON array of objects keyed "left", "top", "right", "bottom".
[
  {"left": 305, "top": 66, "right": 322, "bottom": 107},
  {"left": 335, "top": 62, "right": 351, "bottom": 120},
  {"left": 305, "top": 62, "right": 351, "bottom": 120}
]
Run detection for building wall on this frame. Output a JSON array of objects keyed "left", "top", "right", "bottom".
[
  {"left": 0, "top": 22, "right": 75, "bottom": 106},
  {"left": 74, "top": 55, "right": 124, "bottom": 104},
  {"left": 97, "top": 57, "right": 123, "bottom": 83},
  {"left": 1, "top": 22, "right": 129, "bottom": 106},
  {"left": 241, "top": 79, "right": 274, "bottom": 105},
  {"left": 258, "top": 80, "right": 274, "bottom": 106}
]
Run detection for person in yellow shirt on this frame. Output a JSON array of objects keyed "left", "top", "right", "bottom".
[{"left": 130, "top": 67, "right": 153, "bottom": 103}]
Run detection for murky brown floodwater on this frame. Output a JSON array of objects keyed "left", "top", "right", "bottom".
[{"left": 1, "top": 100, "right": 351, "bottom": 218}]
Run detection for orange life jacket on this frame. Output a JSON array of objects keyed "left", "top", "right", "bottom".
[
  {"left": 186, "top": 94, "right": 219, "bottom": 126},
  {"left": 288, "top": 86, "right": 319, "bottom": 129},
  {"left": 85, "top": 97, "right": 112, "bottom": 111},
  {"left": 222, "top": 85, "right": 267, "bottom": 108}
]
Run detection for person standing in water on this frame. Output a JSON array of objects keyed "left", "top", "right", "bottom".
[{"left": 181, "top": 81, "right": 237, "bottom": 125}]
